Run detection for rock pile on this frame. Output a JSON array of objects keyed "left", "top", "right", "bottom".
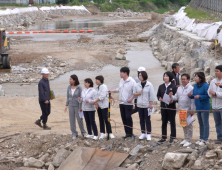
[
  {"left": 0, "top": 132, "right": 221, "bottom": 170},
  {"left": 0, "top": 7, "right": 91, "bottom": 30},
  {"left": 44, "top": 9, "right": 90, "bottom": 16},
  {"left": 148, "top": 23, "right": 222, "bottom": 84},
  {"left": 0, "top": 11, "right": 46, "bottom": 30},
  {"left": 115, "top": 48, "right": 127, "bottom": 60},
  {"left": 0, "top": 55, "right": 70, "bottom": 84},
  {"left": 108, "top": 9, "right": 145, "bottom": 18},
  {"left": 162, "top": 145, "right": 222, "bottom": 169}
]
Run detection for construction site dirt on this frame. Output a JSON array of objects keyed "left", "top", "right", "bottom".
[{"left": 0, "top": 11, "right": 220, "bottom": 170}]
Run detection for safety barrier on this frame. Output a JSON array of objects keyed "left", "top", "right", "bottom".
[
  {"left": 6, "top": 30, "right": 94, "bottom": 34},
  {"left": 108, "top": 96, "right": 216, "bottom": 140}
]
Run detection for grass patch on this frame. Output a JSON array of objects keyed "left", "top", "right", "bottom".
[
  {"left": 33, "top": 3, "right": 56, "bottom": 6},
  {"left": 153, "top": 7, "right": 179, "bottom": 14},
  {"left": 185, "top": 6, "right": 218, "bottom": 22}
]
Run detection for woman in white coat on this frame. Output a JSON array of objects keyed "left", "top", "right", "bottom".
[
  {"left": 78, "top": 78, "right": 98, "bottom": 140},
  {"left": 133, "top": 71, "right": 155, "bottom": 141},
  {"left": 92, "top": 75, "right": 115, "bottom": 140}
]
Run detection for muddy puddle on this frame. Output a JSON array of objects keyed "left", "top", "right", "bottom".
[
  {"left": 8, "top": 33, "right": 110, "bottom": 42},
  {"left": 1, "top": 41, "right": 165, "bottom": 98},
  {"left": 8, "top": 18, "right": 147, "bottom": 41},
  {"left": 27, "top": 18, "right": 148, "bottom": 31}
]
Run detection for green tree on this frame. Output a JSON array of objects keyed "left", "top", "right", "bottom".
[
  {"left": 153, "top": 0, "right": 168, "bottom": 7},
  {"left": 56, "top": 0, "right": 70, "bottom": 4}
]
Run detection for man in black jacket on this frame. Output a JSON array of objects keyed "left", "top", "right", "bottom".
[
  {"left": 172, "top": 63, "right": 180, "bottom": 88},
  {"left": 35, "top": 68, "right": 51, "bottom": 130}
]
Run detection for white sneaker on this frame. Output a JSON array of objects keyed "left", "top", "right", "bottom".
[
  {"left": 85, "top": 134, "right": 93, "bottom": 139},
  {"left": 147, "top": 134, "right": 151, "bottom": 141},
  {"left": 93, "top": 136, "right": 98, "bottom": 140},
  {"left": 199, "top": 140, "right": 209, "bottom": 146},
  {"left": 180, "top": 140, "right": 187, "bottom": 145},
  {"left": 183, "top": 141, "right": 192, "bottom": 147},
  {"left": 195, "top": 140, "right": 202, "bottom": 145},
  {"left": 109, "top": 133, "right": 115, "bottom": 139},
  {"left": 72, "top": 136, "right": 77, "bottom": 140},
  {"left": 99, "top": 133, "right": 107, "bottom": 139},
  {"left": 139, "top": 134, "right": 147, "bottom": 140}
]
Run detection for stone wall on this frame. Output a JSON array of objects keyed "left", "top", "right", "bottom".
[{"left": 148, "top": 23, "right": 222, "bottom": 84}]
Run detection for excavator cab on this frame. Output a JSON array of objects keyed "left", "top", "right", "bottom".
[{"left": 0, "top": 28, "right": 11, "bottom": 69}]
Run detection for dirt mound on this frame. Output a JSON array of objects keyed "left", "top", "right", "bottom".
[{"left": 85, "top": 5, "right": 100, "bottom": 15}]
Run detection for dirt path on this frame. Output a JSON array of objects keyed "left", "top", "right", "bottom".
[{"left": 0, "top": 96, "right": 218, "bottom": 141}]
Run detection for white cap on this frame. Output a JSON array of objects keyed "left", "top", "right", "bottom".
[
  {"left": 41, "top": 68, "right": 49, "bottom": 74},
  {"left": 137, "top": 67, "right": 146, "bottom": 72}
]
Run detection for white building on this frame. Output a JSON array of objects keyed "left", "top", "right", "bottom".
[{"left": 0, "top": 0, "right": 56, "bottom": 4}]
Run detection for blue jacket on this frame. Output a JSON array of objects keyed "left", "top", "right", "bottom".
[
  {"left": 190, "top": 82, "right": 210, "bottom": 111},
  {"left": 38, "top": 78, "right": 50, "bottom": 102}
]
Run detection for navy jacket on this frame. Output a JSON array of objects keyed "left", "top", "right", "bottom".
[
  {"left": 38, "top": 78, "right": 50, "bottom": 102},
  {"left": 190, "top": 82, "right": 210, "bottom": 111},
  {"left": 172, "top": 71, "right": 180, "bottom": 86}
]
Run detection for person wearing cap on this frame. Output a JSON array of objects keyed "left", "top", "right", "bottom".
[
  {"left": 35, "top": 68, "right": 51, "bottom": 130},
  {"left": 132, "top": 67, "right": 146, "bottom": 115}
]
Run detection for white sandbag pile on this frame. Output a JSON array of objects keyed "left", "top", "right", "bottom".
[
  {"left": 40, "top": 5, "right": 89, "bottom": 12},
  {"left": 0, "top": 7, "right": 39, "bottom": 16},
  {"left": 165, "top": 6, "right": 222, "bottom": 46}
]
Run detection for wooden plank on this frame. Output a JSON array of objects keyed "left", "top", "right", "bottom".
[
  {"left": 58, "top": 147, "right": 96, "bottom": 170},
  {"left": 59, "top": 147, "right": 128, "bottom": 170},
  {"left": 83, "top": 149, "right": 128, "bottom": 170},
  {"left": 106, "top": 152, "right": 129, "bottom": 170}
]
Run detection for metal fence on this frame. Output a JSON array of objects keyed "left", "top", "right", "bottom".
[
  {"left": 189, "top": 0, "right": 222, "bottom": 19},
  {"left": 0, "top": 0, "right": 55, "bottom": 4}
]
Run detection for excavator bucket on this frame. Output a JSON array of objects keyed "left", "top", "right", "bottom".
[{"left": 58, "top": 147, "right": 128, "bottom": 170}]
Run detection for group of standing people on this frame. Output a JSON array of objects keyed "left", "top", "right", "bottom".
[
  {"left": 35, "top": 63, "right": 222, "bottom": 145},
  {"left": 64, "top": 75, "right": 115, "bottom": 140},
  {"left": 157, "top": 63, "right": 222, "bottom": 146}
]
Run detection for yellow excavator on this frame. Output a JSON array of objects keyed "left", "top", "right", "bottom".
[{"left": 0, "top": 28, "right": 11, "bottom": 69}]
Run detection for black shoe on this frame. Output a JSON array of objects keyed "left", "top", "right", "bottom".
[
  {"left": 158, "top": 139, "right": 166, "bottom": 143},
  {"left": 35, "top": 120, "right": 42, "bottom": 128},
  {"left": 122, "top": 134, "right": 132, "bottom": 139},
  {"left": 169, "top": 138, "right": 174, "bottom": 144},
  {"left": 43, "top": 124, "right": 51, "bottom": 130},
  {"left": 215, "top": 140, "right": 222, "bottom": 144}
]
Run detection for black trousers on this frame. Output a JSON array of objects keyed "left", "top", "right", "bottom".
[
  {"left": 119, "top": 104, "right": 133, "bottom": 135},
  {"left": 39, "top": 101, "right": 51, "bottom": 124},
  {"left": 132, "top": 99, "right": 138, "bottom": 114},
  {"left": 138, "top": 107, "right": 151, "bottom": 134},
  {"left": 161, "top": 108, "right": 176, "bottom": 139},
  {"left": 97, "top": 107, "right": 112, "bottom": 134},
  {"left": 84, "top": 111, "right": 98, "bottom": 136}
]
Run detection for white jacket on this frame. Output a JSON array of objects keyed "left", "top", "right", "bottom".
[
  {"left": 171, "top": 83, "right": 196, "bottom": 112},
  {"left": 81, "top": 88, "right": 97, "bottom": 111},
  {"left": 95, "top": 84, "right": 109, "bottom": 109},
  {"left": 133, "top": 81, "right": 155, "bottom": 108},
  {"left": 208, "top": 78, "right": 222, "bottom": 109},
  {"left": 116, "top": 76, "right": 136, "bottom": 105}
]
